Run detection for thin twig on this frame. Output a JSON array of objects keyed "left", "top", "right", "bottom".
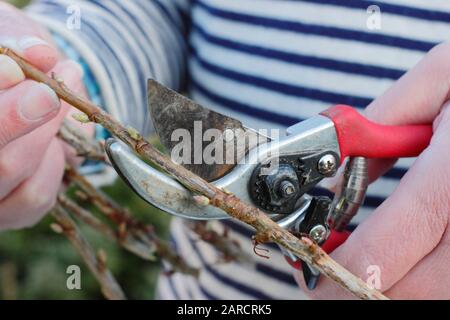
[
  {"left": 0, "top": 263, "right": 18, "bottom": 300},
  {"left": 1, "top": 47, "right": 388, "bottom": 300},
  {"left": 59, "top": 119, "right": 107, "bottom": 162},
  {"left": 59, "top": 124, "right": 247, "bottom": 267},
  {"left": 58, "top": 124, "right": 200, "bottom": 275},
  {"left": 58, "top": 194, "right": 116, "bottom": 238},
  {"left": 188, "top": 221, "right": 253, "bottom": 265},
  {"left": 51, "top": 206, "right": 126, "bottom": 300},
  {"left": 64, "top": 167, "right": 199, "bottom": 277}
]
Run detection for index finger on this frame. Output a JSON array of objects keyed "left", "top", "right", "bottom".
[
  {"left": 364, "top": 42, "right": 450, "bottom": 183},
  {"left": 366, "top": 42, "right": 450, "bottom": 124}
]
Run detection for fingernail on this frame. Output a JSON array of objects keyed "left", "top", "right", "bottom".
[
  {"left": 0, "top": 54, "right": 25, "bottom": 88},
  {"left": 18, "top": 36, "right": 51, "bottom": 51},
  {"left": 0, "top": 36, "right": 51, "bottom": 53},
  {"left": 0, "top": 37, "right": 21, "bottom": 53},
  {"left": 18, "top": 83, "right": 60, "bottom": 121}
]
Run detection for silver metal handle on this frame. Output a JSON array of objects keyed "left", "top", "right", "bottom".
[{"left": 328, "top": 157, "right": 369, "bottom": 231}]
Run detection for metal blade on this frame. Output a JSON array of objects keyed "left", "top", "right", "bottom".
[
  {"left": 105, "top": 139, "right": 229, "bottom": 220},
  {"left": 148, "top": 79, "right": 269, "bottom": 181},
  {"left": 302, "top": 261, "right": 321, "bottom": 290}
]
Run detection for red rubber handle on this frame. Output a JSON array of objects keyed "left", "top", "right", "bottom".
[{"left": 321, "top": 105, "right": 433, "bottom": 164}]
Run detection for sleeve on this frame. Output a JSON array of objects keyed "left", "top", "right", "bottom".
[{"left": 26, "top": 0, "right": 191, "bottom": 135}]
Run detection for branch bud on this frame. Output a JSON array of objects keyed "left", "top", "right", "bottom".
[
  {"left": 97, "top": 249, "right": 108, "bottom": 272},
  {"left": 126, "top": 126, "right": 141, "bottom": 140},
  {"left": 72, "top": 113, "right": 90, "bottom": 124},
  {"left": 50, "top": 223, "right": 64, "bottom": 234},
  {"left": 193, "top": 195, "right": 210, "bottom": 206}
]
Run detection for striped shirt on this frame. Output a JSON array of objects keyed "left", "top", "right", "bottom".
[{"left": 27, "top": 0, "right": 450, "bottom": 299}]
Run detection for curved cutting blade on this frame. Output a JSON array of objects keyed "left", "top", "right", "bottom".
[
  {"left": 105, "top": 139, "right": 229, "bottom": 220},
  {"left": 148, "top": 79, "right": 269, "bottom": 181}
]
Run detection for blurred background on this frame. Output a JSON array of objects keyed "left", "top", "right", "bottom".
[{"left": 0, "top": 0, "right": 170, "bottom": 299}]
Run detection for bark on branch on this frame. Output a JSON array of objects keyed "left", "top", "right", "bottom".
[
  {"left": 51, "top": 206, "right": 126, "bottom": 300},
  {"left": 64, "top": 167, "right": 199, "bottom": 277},
  {"left": 1, "top": 47, "right": 388, "bottom": 300},
  {"left": 59, "top": 122, "right": 247, "bottom": 267},
  {"left": 188, "top": 221, "right": 253, "bottom": 265},
  {"left": 59, "top": 119, "right": 107, "bottom": 162}
]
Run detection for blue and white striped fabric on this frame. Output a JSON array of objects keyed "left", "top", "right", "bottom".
[{"left": 27, "top": 0, "right": 450, "bottom": 299}]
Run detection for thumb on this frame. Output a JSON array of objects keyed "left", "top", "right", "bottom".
[
  {"left": 0, "top": 36, "right": 59, "bottom": 73},
  {"left": 0, "top": 3, "right": 59, "bottom": 72}
]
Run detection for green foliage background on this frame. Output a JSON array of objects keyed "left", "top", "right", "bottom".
[
  {"left": 7, "top": 0, "right": 28, "bottom": 8},
  {"left": 0, "top": 179, "right": 171, "bottom": 300},
  {"left": 0, "top": 0, "right": 170, "bottom": 300}
]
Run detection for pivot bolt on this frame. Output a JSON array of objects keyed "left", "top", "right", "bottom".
[
  {"left": 318, "top": 154, "right": 337, "bottom": 176},
  {"left": 309, "top": 225, "right": 328, "bottom": 243},
  {"left": 279, "top": 180, "right": 296, "bottom": 198}
]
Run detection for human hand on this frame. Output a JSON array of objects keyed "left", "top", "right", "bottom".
[
  {"left": 295, "top": 43, "right": 450, "bottom": 299},
  {"left": 0, "top": 2, "right": 84, "bottom": 230}
]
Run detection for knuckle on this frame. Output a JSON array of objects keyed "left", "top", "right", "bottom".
[
  {"left": 428, "top": 42, "right": 450, "bottom": 82},
  {"left": 0, "top": 124, "right": 17, "bottom": 148},
  {"left": 0, "top": 154, "right": 17, "bottom": 176},
  {"left": 20, "top": 182, "right": 56, "bottom": 214},
  {"left": 421, "top": 197, "right": 448, "bottom": 236},
  {"left": 404, "top": 135, "right": 450, "bottom": 240},
  {"left": 0, "top": 151, "right": 35, "bottom": 182},
  {"left": 411, "top": 168, "right": 449, "bottom": 235},
  {"left": 442, "top": 227, "right": 450, "bottom": 247},
  {"left": 438, "top": 104, "right": 450, "bottom": 127}
]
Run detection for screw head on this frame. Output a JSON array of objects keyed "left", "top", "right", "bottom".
[
  {"left": 279, "top": 180, "right": 296, "bottom": 198},
  {"left": 318, "top": 154, "right": 337, "bottom": 176},
  {"left": 309, "top": 225, "right": 328, "bottom": 243}
]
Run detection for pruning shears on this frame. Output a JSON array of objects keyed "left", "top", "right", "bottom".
[{"left": 105, "top": 80, "right": 432, "bottom": 289}]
